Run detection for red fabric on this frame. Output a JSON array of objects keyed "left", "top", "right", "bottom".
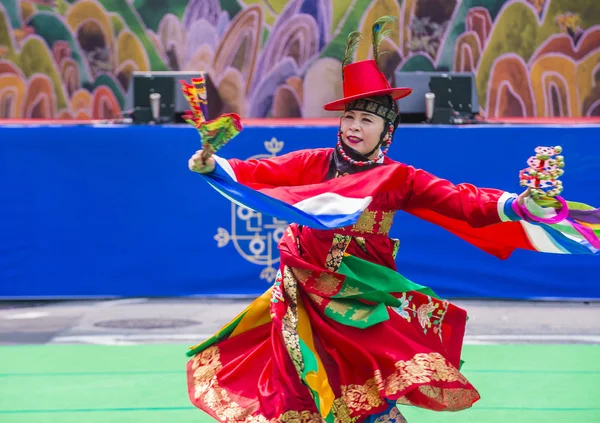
[
  {"left": 230, "top": 149, "right": 508, "bottom": 231},
  {"left": 407, "top": 208, "right": 536, "bottom": 259},
  {"left": 187, "top": 150, "right": 529, "bottom": 421},
  {"left": 277, "top": 224, "right": 470, "bottom": 375},
  {"left": 227, "top": 148, "right": 332, "bottom": 189},
  {"left": 397, "top": 167, "right": 505, "bottom": 228},
  {"left": 187, "top": 226, "right": 479, "bottom": 422},
  {"left": 225, "top": 149, "right": 539, "bottom": 258},
  {"left": 187, "top": 323, "right": 321, "bottom": 421}
]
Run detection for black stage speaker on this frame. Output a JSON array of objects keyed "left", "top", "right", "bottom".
[
  {"left": 393, "top": 71, "right": 479, "bottom": 124},
  {"left": 125, "top": 71, "right": 223, "bottom": 124}
]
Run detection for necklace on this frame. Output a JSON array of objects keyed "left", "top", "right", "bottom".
[{"left": 335, "top": 128, "right": 392, "bottom": 167}]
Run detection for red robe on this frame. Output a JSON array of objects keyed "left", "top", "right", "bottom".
[{"left": 186, "top": 149, "right": 527, "bottom": 422}]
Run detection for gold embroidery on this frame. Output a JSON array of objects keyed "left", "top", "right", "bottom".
[
  {"left": 314, "top": 272, "right": 342, "bottom": 296},
  {"left": 248, "top": 416, "right": 272, "bottom": 423},
  {"left": 282, "top": 328, "right": 303, "bottom": 374},
  {"left": 384, "top": 352, "right": 468, "bottom": 398},
  {"left": 283, "top": 267, "right": 298, "bottom": 302},
  {"left": 332, "top": 398, "right": 357, "bottom": 423},
  {"left": 191, "top": 347, "right": 222, "bottom": 389},
  {"left": 282, "top": 266, "right": 303, "bottom": 375},
  {"left": 427, "top": 353, "right": 466, "bottom": 382},
  {"left": 192, "top": 348, "right": 474, "bottom": 422},
  {"left": 191, "top": 347, "right": 328, "bottom": 422},
  {"left": 426, "top": 388, "right": 480, "bottom": 411},
  {"left": 395, "top": 397, "right": 412, "bottom": 406},
  {"left": 191, "top": 346, "right": 255, "bottom": 421},
  {"left": 353, "top": 236, "right": 368, "bottom": 254},
  {"left": 327, "top": 299, "right": 351, "bottom": 317},
  {"left": 339, "top": 285, "right": 361, "bottom": 297},
  {"left": 419, "top": 385, "right": 441, "bottom": 398},
  {"left": 373, "top": 407, "right": 407, "bottom": 423},
  {"left": 391, "top": 238, "right": 400, "bottom": 260},
  {"left": 280, "top": 410, "right": 323, "bottom": 423},
  {"left": 378, "top": 211, "right": 395, "bottom": 235},
  {"left": 374, "top": 369, "right": 385, "bottom": 390},
  {"left": 325, "top": 234, "right": 352, "bottom": 272},
  {"left": 308, "top": 293, "right": 324, "bottom": 305},
  {"left": 342, "top": 375, "right": 385, "bottom": 412},
  {"left": 352, "top": 210, "right": 377, "bottom": 234},
  {"left": 349, "top": 306, "right": 373, "bottom": 322},
  {"left": 292, "top": 267, "right": 313, "bottom": 284}
]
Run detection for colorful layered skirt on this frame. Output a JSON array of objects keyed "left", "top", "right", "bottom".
[{"left": 186, "top": 227, "right": 480, "bottom": 423}]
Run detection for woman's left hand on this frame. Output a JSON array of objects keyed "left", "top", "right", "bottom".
[{"left": 517, "top": 187, "right": 532, "bottom": 206}]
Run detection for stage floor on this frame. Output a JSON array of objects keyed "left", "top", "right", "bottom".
[
  {"left": 1, "top": 298, "right": 599, "bottom": 422},
  {"left": 0, "top": 343, "right": 598, "bottom": 422}
]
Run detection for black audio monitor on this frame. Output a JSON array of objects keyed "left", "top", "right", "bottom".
[{"left": 125, "top": 71, "right": 223, "bottom": 124}]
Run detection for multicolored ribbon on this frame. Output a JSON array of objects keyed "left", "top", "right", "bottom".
[{"left": 515, "top": 146, "right": 600, "bottom": 253}]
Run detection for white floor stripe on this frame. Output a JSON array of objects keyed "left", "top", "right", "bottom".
[
  {"left": 464, "top": 334, "right": 600, "bottom": 343},
  {"left": 52, "top": 334, "right": 215, "bottom": 345},
  {"left": 50, "top": 333, "right": 600, "bottom": 345},
  {"left": 94, "top": 298, "right": 149, "bottom": 307},
  {"left": 2, "top": 312, "right": 49, "bottom": 320}
]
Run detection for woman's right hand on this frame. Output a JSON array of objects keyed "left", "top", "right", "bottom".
[{"left": 188, "top": 150, "right": 216, "bottom": 174}]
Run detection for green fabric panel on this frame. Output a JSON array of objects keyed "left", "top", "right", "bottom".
[
  {"left": 320, "top": 255, "right": 444, "bottom": 328},
  {"left": 338, "top": 255, "right": 440, "bottom": 299},
  {"left": 298, "top": 338, "right": 318, "bottom": 378},
  {"left": 324, "top": 298, "right": 391, "bottom": 328},
  {"left": 186, "top": 312, "right": 246, "bottom": 357}
]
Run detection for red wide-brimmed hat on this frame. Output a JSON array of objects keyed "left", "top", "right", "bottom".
[
  {"left": 323, "top": 16, "right": 412, "bottom": 111},
  {"left": 323, "top": 60, "right": 412, "bottom": 111}
]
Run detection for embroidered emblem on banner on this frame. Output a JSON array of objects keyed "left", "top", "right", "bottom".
[{"left": 214, "top": 138, "right": 286, "bottom": 283}]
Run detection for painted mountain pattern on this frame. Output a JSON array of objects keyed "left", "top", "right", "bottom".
[{"left": 0, "top": 0, "right": 598, "bottom": 119}]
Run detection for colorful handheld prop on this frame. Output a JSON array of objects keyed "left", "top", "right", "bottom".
[
  {"left": 519, "top": 146, "right": 565, "bottom": 199},
  {"left": 180, "top": 76, "right": 243, "bottom": 160},
  {"left": 519, "top": 146, "right": 568, "bottom": 224}
]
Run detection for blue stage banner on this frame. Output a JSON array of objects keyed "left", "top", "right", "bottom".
[{"left": 0, "top": 123, "right": 598, "bottom": 300}]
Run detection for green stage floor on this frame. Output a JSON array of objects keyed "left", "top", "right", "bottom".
[{"left": 0, "top": 344, "right": 598, "bottom": 423}]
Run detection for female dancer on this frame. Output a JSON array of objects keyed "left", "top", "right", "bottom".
[{"left": 184, "top": 17, "right": 599, "bottom": 423}]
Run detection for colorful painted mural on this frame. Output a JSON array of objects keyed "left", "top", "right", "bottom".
[{"left": 0, "top": 0, "right": 598, "bottom": 119}]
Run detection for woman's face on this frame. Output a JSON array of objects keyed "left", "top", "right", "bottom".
[{"left": 340, "top": 109, "right": 386, "bottom": 159}]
